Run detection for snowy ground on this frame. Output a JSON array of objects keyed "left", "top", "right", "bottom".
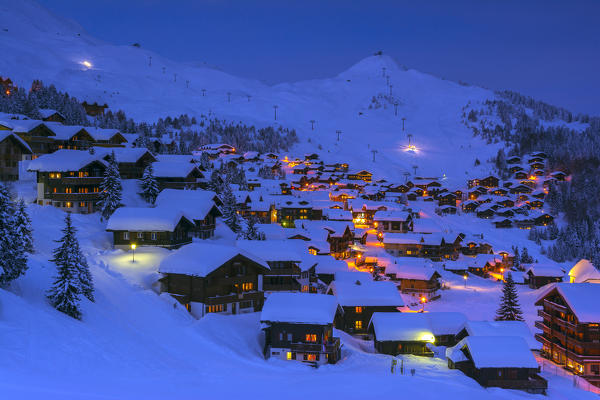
[{"left": 0, "top": 203, "right": 595, "bottom": 400}]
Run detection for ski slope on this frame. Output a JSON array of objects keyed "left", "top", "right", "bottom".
[{"left": 0, "top": 0, "right": 502, "bottom": 185}]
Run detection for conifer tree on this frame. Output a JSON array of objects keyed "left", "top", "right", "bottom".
[
  {"left": 98, "top": 151, "right": 122, "bottom": 220},
  {"left": 14, "top": 199, "right": 34, "bottom": 253},
  {"left": 495, "top": 272, "right": 524, "bottom": 321},
  {"left": 0, "top": 185, "right": 28, "bottom": 286},
  {"left": 243, "top": 216, "right": 263, "bottom": 240},
  {"left": 47, "top": 249, "right": 82, "bottom": 320},
  {"left": 220, "top": 183, "right": 241, "bottom": 233},
  {"left": 140, "top": 164, "right": 160, "bottom": 204},
  {"left": 49, "top": 213, "right": 95, "bottom": 311}
]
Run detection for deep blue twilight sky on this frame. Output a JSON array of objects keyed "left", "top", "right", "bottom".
[{"left": 38, "top": 0, "right": 600, "bottom": 115}]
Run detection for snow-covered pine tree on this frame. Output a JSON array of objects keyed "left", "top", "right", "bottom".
[
  {"left": 521, "top": 247, "right": 534, "bottom": 264},
  {"left": 495, "top": 272, "right": 524, "bottom": 322},
  {"left": 220, "top": 183, "right": 241, "bottom": 233},
  {"left": 0, "top": 185, "right": 28, "bottom": 286},
  {"left": 50, "top": 213, "right": 95, "bottom": 304},
  {"left": 208, "top": 170, "right": 223, "bottom": 194},
  {"left": 140, "top": 164, "right": 160, "bottom": 204},
  {"left": 98, "top": 151, "right": 122, "bottom": 220},
  {"left": 200, "top": 152, "right": 211, "bottom": 170},
  {"left": 47, "top": 251, "right": 82, "bottom": 320},
  {"left": 512, "top": 247, "right": 521, "bottom": 270},
  {"left": 243, "top": 216, "right": 263, "bottom": 240},
  {"left": 14, "top": 199, "right": 34, "bottom": 253}
]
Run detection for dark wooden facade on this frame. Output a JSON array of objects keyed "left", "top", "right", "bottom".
[
  {"left": 335, "top": 305, "right": 400, "bottom": 336},
  {"left": 263, "top": 321, "right": 341, "bottom": 364},
  {"left": 109, "top": 217, "right": 195, "bottom": 249},
  {"left": 0, "top": 134, "right": 32, "bottom": 181},
  {"left": 535, "top": 287, "right": 600, "bottom": 386},
  {"left": 160, "top": 254, "right": 268, "bottom": 316}
]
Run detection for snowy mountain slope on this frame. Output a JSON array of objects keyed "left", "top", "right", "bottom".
[{"left": 0, "top": 0, "right": 505, "bottom": 184}]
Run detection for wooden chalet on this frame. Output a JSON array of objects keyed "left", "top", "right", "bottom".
[
  {"left": 468, "top": 175, "right": 499, "bottom": 189},
  {"left": 447, "top": 336, "right": 546, "bottom": 394},
  {"left": 525, "top": 265, "right": 563, "bottom": 289},
  {"left": 27, "top": 150, "right": 106, "bottom": 213},
  {"left": 12, "top": 120, "right": 58, "bottom": 155},
  {"left": 39, "top": 109, "right": 66, "bottom": 123},
  {"left": 261, "top": 293, "right": 342, "bottom": 365},
  {"left": 388, "top": 263, "right": 442, "bottom": 301},
  {"left": 347, "top": 170, "right": 372, "bottom": 182},
  {"left": 382, "top": 233, "right": 462, "bottom": 261},
  {"left": 99, "top": 147, "right": 157, "bottom": 179},
  {"left": 154, "top": 189, "right": 221, "bottom": 239},
  {"left": 535, "top": 283, "right": 600, "bottom": 387},
  {"left": 328, "top": 280, "right": 403, "bottom": 336},
  {"left": 237, "top": 240, "right": 303, "bottom": 292},
  {"left": 373, "top": 210, "right": 413, "bottom": 233},
  {"left": 0, "top": 131, "right": 32, "bottom": 181},
  {"left": 159, "top": 242, "right": 269, "bottom": 317},
  {"left": 153, "top": 161, "right": 206, "bottom": 190},
  {"left": 106, "top": 207, "right": 195, "bottom": 249}
]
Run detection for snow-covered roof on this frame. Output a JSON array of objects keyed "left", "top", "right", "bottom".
[
  {"left": 154, "top": 189, "right": 218, "bottom": 221},
  {"left": 0, "top": 131, "right": 32, "bottom": 153},
  {"left": 27, "top": 149, "right": 105, "bottom": 172},
  {"left": 537, "top": 283, "right": 600, "bottom": 323},
  {"left": 461, "top": 320, "right": 539, "bottom": 349},
  {"left": 369, "top": 313, "right": 434, "bottom": 342},
  {"left": 373, "top": 210, "right": 410, "bottom": 222},
  {"left": 385, "top": 260, "right": 438, "bottom": 281},
  {"left": 450, "top": 336, "right": 538, "bottom": 369},
  {"left": 313, "top": 256, "right": 350, "bottom": 275},
  {"left": 95, "top": 147, "right": 156, "bottom": 163},
  {"left": 152, "top": 161, "right": 201, "bottom": 178},
  {"left": 236, "top": 240, "right": 302, "bottom": 262},
  {"left": 526, "top": 264, "right": 564, "bottom": 278},
  {"left": 38, "top": 108, "right": 64, "bottom": 119},
  {"left": 44, "top": 122, "right": 86, "bottom": 140},
  {"left": 85, "top": 127, "right": 124, "bottom": 142},
  {"left": 426, "top": 312, "right": 468, "bottom": 336},
  {"left": 568, "top": 259, "right": 600, "bottom": 283},
  {"left": 260, "top": 293, "right": 338, "bottom": 325},
  {"left": 106, "top": 207, "right": 189, "bottom": 232},
  {"left": 322, "top": 208, "right": 353, "bottom": 221},
  {"left": 159, "top": 242, "right": 269, "bottom": 277},
  {"left": 328, "top": 280, "right": 403, "bottom": 307}
]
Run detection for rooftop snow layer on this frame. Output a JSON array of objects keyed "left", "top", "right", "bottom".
[
  {"left": 260, "top": 293, "right": 338, "bottom": 325},
  {"left": 328, "top": 280, "right": 403, "bottom": 307}
]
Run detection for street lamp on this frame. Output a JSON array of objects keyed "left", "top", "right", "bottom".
[
  {"left": 131, "top": 243, "right": 136, "bottom": 263},
  {"left": 421, "top": 296, "right": 427, "bottom": 311},
  {"left": 463, "top": 274, "right": 468, "bottom": 288}
]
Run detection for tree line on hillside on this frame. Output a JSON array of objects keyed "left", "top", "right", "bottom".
[
  {"left": 463, "top": 92, "right": 600, "bottom": 266},
  {"left": 0, "top": 80, "right": 299, "bottom": 154}
]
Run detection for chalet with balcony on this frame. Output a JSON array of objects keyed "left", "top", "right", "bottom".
[
  {"left": 97, "top": 147, "right": 157, "bottom": 179},
  {"left": 154, "top": 189, "right": 221, "bottom": 239},
  {"left": 347, "top": 170, "right": 372, "bottom": 182},
  {"left": 27, "top": 150, "right": 106, "bottom": 213},
  {"left": 373, "top": 210, "right": 413, "bottom": 233},
  {"left": 447, "top": 336, "right": 546, "bottom": 394},
  {"left": 46, "top": 123, "right": 95, "bottom": 150},
  {"left": 106, "top": 207, "right": 195, "bottom": 249},
  {"left": 261, "top": 293, "right": 341, "bottom": 365},
  {"left": 535, "top": 283, "right": 600, "bottom": 387},
  {"left": 237, "top": 240, "right": 302, "bottom": 292},
  {"left": 385, "top": 262, "right": 441, "bottom": 301},
  {"left": 327, "top": 280, "right": 403, "bottom": 336},
  {"left": 39, "top": 109, "right": 66, "bottom": 123},
  {"left": 525, "top": 265, "right": 563, "bottom": 289},
  {"left": 86, "top": 127, "right": 128, "bottom": 147},
  {"left": 159, "top": 242, "right": 269, "bottom": 317},
  {"left": 0, "top": 131, "right": 32, "bottom": 181},
  {"left": 152, "top": 161, "right": 206, "bottom": 190},
  {"left": 12, "top": 120, "right": 58, "bottom": 155},
  {"left": 382, "top": 233, "right": 462, "bottom": 261},
  {"left": 468, "top": 175, "right": 499, "bottom": 189}
]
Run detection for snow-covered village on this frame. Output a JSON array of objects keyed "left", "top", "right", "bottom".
[{"left": 1, "top": 1, "right": 600, "bottom": 399}]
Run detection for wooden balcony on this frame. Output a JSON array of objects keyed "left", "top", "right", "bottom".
[
  {"left": 46, "top": 193, "right": 101, "bottom": 201},
  {"left": 290, "top": 337, "right": 340, "bottom": 354},
  {"left": 204, "top": 291, "right": 264, "bottom": 305},
  {"left": 544, "top": 299, "right": 567, "bottom": 312},
  {"left": 61, "top": 177, "right": 104, "bottom": 185}
]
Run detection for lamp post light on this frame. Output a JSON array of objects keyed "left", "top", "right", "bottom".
[
  {"left": 421, "top": 296, "right": 427, "bottom": 311},
  {"left": 131, "top": 243, "right": 136, "bottom": 263},
  {"left": 463, "top": 273, "right": 468, "bottom": 288}
]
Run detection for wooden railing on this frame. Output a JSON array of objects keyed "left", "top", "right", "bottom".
[{"left": 290, "top": 337, "right": 340, "bottom": 354}]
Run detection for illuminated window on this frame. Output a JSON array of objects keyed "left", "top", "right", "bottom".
[
  {"left": 242, "top": 282, "right": 254, "bottom": 291},
  {"left": 406, "top": 250, "right": 412, "bottom": 255},
  {"left": 53, "top": 187, "right": 57, "bottom": 193},
  {"left": 65, "top": 202, "right": 72, "bottom": 208},
  {"left": 78, "top": 171, "right": 88, "bottom": 178},
  {"left": 355, "top": 320, "right": 363, "bottom": 330},
  {"left": 93, "top": 187, "right": 99, "bottom": 193},
  {"left": 79, "top": 202, "right": 85, "bottom": 207},
  {"left": 206, "top": 304, "right": 224, "bottom": 313},
  {"left": 305, "top": 334, "right": 317, "bottom": 342},
  {"left": 65, "top": 187, "right": 72, "bottom": 194},
  {"left": 304, "top": 354, "right": 317, "bottom": 361},
  {"left": 286, "top": 352, "right": 292, "bottom": 360},
  {"left": 355, "top": 306, "right": 363, "bottom": 314}
]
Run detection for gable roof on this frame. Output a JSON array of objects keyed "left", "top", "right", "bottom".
[
  {"left": 328, "top": 280, "right": 403, "bottom": 307},
  {"left": 27, "top": 149, "right": 106, "bottom": 172},
  {"left": 461, "top": 320, "right": 539, "bottom": 349},
  {"left": 158, "top": 242, "right": 269, "bottom": 277},
  {"left": 154, "top": 189, "right": 219, "bottom": 221},
  {"left": 0, "top": 131, "right": 32, "bottom": 153},
  {"left": 568, "top": 259, "right": 600, "bottom": 283},
  {"left": 106, "top": 207, "right": 191, "bottom": 232},
  {"left": 536, "top": 283, "right": 600, "bottom": 323},
  {"left": 236, "top": 240, "right": 302, "bottom": 262},
  {"left": 449, "top": 336, "right": 538, "bottom": 369},
  {"left": 260, "top": 293, "right": 338, "bottom": 325},
  {"left": 369, "top": 312, "right": 433, "bottom": 342}
]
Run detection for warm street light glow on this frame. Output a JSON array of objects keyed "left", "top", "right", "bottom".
[
  {"left": 131, "top": 244, "right": 137, "bottom": 250},
  {"left": 81, "top": 60, "right": 92, "bottom": 68},
  {"left": 131, "top": 243, "right": 136, "bottom": 263}
]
